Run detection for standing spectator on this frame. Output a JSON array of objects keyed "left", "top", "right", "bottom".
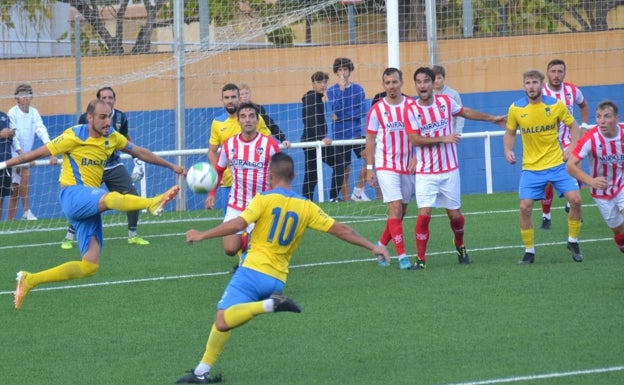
[
  {"left": 6, "top": 99, "right": 185, "bottom": 310},
  {"left": 0, "top": 111, "right": 19, "bottom": 220},
  {"left": 432, "top": 65, "right": 464, "bottom": 133},
  {"left": 301, "top": 71, "right": 345, "bottom": 202},
  {"left": 504, "top": 69, "right": 583, "bottom": 265},
  {"left": 539, "top": 59, "right": 590, "bottom": 229},
  {"left": 365, "top": 67, "right": 416, "bottom": 269},
  {"left": 407, "top": 67, "right": 506, "bottom": 269},
  {"left": 7, "top": 84, "right": 57, "bottom": 221},
  {"left": 567, "top": 101, "right": 624, "bottom": 253},
  {"left": 327, "top": 57, "right": 370, "bottom": 202},
  {"left": 61, "top": 86, "right": 150, "bottom": 249},
  {"left": 175, "top": 153, "right": 389, "bottom": 384},
  {"left": 207, "top": 103, "right": 281, "bottom": 258},
  {"left": 239, "top": 82, "right": 287, "bottom": 142}
]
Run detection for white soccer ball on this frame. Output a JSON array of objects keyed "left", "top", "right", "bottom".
[{"left": 186, "top": 162, "right": 218, "bottom": 193}]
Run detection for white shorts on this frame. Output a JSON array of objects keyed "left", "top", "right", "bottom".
[
  {"left": 224, "top": 206, "right": 255, "bottom": 234},
  {"left": 376, "top": 170, "right": 415, "bottom": 204},
  {"left": 595, "top": 189, "right": 624, "bottom": 229},
  {"left": 415, "top": 168, "right": 461, "bottom": 209}
]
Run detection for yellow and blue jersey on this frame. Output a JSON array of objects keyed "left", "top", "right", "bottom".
[
  {"left": 506, "top": 95, "right": 575, "bottom": 171},
  {"left": 209, "top": 112, "right": 270, "bottom": 187},
  {"left": 46, "top": 124, "right": 129, "bottom": 187},
  {"left": 239, "top": 187, "right": 335, "bottom": 282}
]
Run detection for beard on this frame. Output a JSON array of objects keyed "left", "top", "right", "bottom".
[{"left": 225, "top": 105, "right": 237, "bottom": 115}]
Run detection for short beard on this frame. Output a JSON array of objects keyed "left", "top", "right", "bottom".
[{"left": 225, "top": 105, "right": 237, "bottom": 115}]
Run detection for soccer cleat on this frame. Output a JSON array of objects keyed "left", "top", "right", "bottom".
[
  {"left": 60, "top": 239, "right": 74, "bottom": 249},
  {"left": 540, "top": 217, "right": 551, "bottom": 230},
  {"left": 565, "top": 202, "right": 571, "bottom": 214},
  {"left": 518, "top": 252, "right": 535, "bottom": 265},
  {"left": 271, "top": 293, "right": 302, "bottom": 313},
  {"left": 175, "top": 370, "right": 223, "bottom": 384},
  {"left": 410, "top": 259, "right": 426, "bottom": 270},
  {"left": 14, "top": 271, "right": 32, "bottom": 310},
  {"left": 377, "top": 255, "right": 390, "bottom": 267},
  {"left": 567, "top": 242, "right": 583, "bottom": 262},
  {"left": 128, "top": 236, "right": 150, "bottom": 245},
  {"left": 148, "top": 185, "right": 180, "bottom": 216},
  {"left": 22, "top": 209, "right": 38, "bottom": 220},
  {"left": 398, "top": 257, "right": 412, "bottom": 270},
  {"left": 328, "top": 197, "right": 342, "bottom": 203},
  {"left": 351, "top": 192, "right": 371, "bottom": 202},
  {"left": 456, "top": 244, "right": 471, "bottom": 264}
]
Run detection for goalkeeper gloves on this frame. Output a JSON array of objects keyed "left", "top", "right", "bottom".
[{"left": 131, "top": 159, "right": 145, "bottom": 182}]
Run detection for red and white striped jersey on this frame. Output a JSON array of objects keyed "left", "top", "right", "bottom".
[
  {"left": 573, "top": 124, "right": 624, "bottom": 199},
  {"left": 217, "top": 132, "right": 280, "bottom": 210},
  {"left": 365, "top": 96, "right": 416, "bottom": 174},
  {"left": 542, "top": 82, "right": 586, "bottom": 149},
  {"left": 409, "top": 94, "right": 463, "bottom": 174}
]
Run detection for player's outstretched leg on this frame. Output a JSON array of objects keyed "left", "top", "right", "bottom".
[{"left": 148, "top": 185, "right": 180, "bottom": 216}]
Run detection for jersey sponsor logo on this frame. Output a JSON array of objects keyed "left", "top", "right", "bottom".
[
  {"left": 418, "top": 118, "right": 449, "bottom": 134},
  {"left": 81, "top": 158, "right": 108, "bottom": 166},
  {"left": 520, "top": 123, "right": 557, "bottom": 134},
  {"left": 230, "top": 159, "right": 265, "bottom": 169},
  {"left": 385, "top": 121, "right": 405, "bottom": 131},
  {"left": 597, "top": 152, "right": 624, "bottom": 164}
]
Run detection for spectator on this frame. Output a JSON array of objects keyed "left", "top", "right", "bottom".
[
  {"left": 431, "top": 65, "right": 464, "bottom": 133},
  {"left": 327, "top": 57, "right": 370, "bottom": 202},
  {"left": 7, "top": 84, "right": 57, "bottom": 220},
  {"left": 239, "top": 82, "right": 287, "bottom": 142},
  {"left": 301, "top": 71, "right": 345, "bottom": 202}
]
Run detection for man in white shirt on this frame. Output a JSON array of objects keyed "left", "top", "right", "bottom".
[{"left": 7, "top": 84, "right": 57, "bottom": 221}]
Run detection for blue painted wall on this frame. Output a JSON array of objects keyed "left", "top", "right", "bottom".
[{"left": 8, "top": 84, "right": 623, "bottom": 219}]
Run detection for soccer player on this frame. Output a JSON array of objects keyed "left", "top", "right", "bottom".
[
  {"left": 61, "top": 86, "right": 150, "bottom": 249},
  {"left": 407, "top": 67, "right": 506, "bottom": 269},
  {"left": 3, "top": 99, "right": 185, "bottom": 310},
  {"left": 175, "top": 152, "right": 389, "bottom": 384},
  {"left": 432, "top": 65, "right": 465, "bottom": 133},
  {"left": 365, "top": 67, "right": 416, "bottom": 269},
  {"left": 0, "top": 111, "right": 18, "bottom": 220},
  {"left": 539, "top": 59, "right": 590, "bottom": 229},
  {"left": 504, "top": 69, "right": 583, "bottom": 265},
  {"left": 7, "top": 84, "right": 57, "bottom": 221},
  {"left": 567, "top": 100, "right": 624, "bottom": 253},
  {"left": 238, "top": 82, "right": 287, "bottom": 142},
  {"left": 327, "top": 57, "right": 370, "bottom": 202},
  {"left": 206, "top": 103, "right": 281, "bottom": 257},
  {"left": 300, "top": 70, "right": 345, "bottom": 202}
]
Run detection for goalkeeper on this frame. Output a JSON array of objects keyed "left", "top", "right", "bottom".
[{"left": 60, "top": 87, "right": 149, "bottom": 248}]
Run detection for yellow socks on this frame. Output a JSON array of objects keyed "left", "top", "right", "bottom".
[
  {"left": 27, "top": 259, "right": 99, "bottom": 288},
  {"left": 223, "top": 301, "right": 267, "bottom": 329},
  {"left": 201, "top": 323, "right": 231, "bottom": 367},
  {"left": 568, "top": 219, "right": 582, "bottom": 240},
  {"left": 104, "top": 191, "right": 150, "bottom": 212},
  {"left": 520, "top": 228, "right": 534, "bottom": 250}
]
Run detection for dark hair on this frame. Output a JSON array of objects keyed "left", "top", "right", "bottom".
[
  {"left": 237, "top": 102, "right": 260, "bottom": 118},
  {"left": 270, "top": 152, "right": 295, "bottom": 182},
  {"left": 382, "top": 67, "right": 403, "bottom": 81},
  {"left": 222, "top": 83, "right": 240, "bottom": 95},
  {"left": 86, "top": 99, "right": 108, "bottom": 116},
  {"left": 332, "top": 57, "right": 354, "bottom": 73},
  {"left": 431, "top": 65, "right": 446, "bottom": 78},
  {"left": 597, "top": 100, "right": 619, "bottom": 115},
  {"left": 413, "top": 67, "right": 435, "bottom": 82},
  {"left": 547, "top": 59, "right": 566, "bottom": 71},
  {"left": 96, "top": 86, "right": 116, "bottom": 99},
  {"left": 311, "top": 71, "right": 329, "bottom": 82},
  {"left": 15, "top": 83, "right": 33, "bottom": 95}
]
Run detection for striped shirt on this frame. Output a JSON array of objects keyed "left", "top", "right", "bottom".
[
  {"left": 572, "top": 124, "right": 624, "bottom": 199},
  {"left": 365, "top": 96, "right": 416, "bottom": 174},
  {"left": 542, "top": 82, "right": 586, "bottom": 149},
  {"left": 410, "top": 94, "right": 463, "bottom": 174},
  {"left": 217, "top": 132, "right": 280, "bottom": 211}
]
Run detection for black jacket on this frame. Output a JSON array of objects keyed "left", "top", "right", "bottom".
[{"left": 301, "top": 90, "right": 327, "bottom": 142}]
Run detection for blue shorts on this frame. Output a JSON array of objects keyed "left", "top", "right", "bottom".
[
  {"left": 519, "top": 164, "right": 579, "bottom": 200},
  {"left": 217, "top": 266, "right": 285, "bottom": 310},
  {"left": 60, "top": 185, "right": 107, "bottom": 255}
]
